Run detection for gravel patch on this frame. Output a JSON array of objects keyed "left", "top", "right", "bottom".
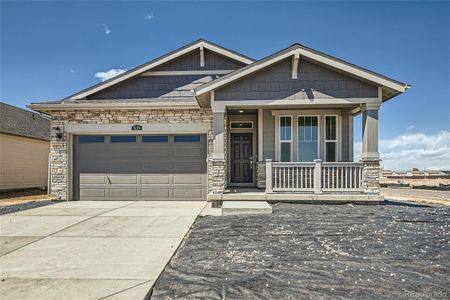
[
  {"left": 0, "top": 200, "right": 56, "bottom": 215},
  {"left": 151, "top": 201, "right": 449, "bottom": 300}
]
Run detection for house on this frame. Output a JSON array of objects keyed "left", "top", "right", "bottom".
[
  {"left": 425, "top": 170, "right": 446, "bottom": 176},
  {"left": 0, "top": 102, "right": 51, "bottom": 191},
  {"left": 28, "top": 39, "right": 409, "bottom": 203},
  {"left": 380, "top": 170, "right": 399, "bottom": 179}
]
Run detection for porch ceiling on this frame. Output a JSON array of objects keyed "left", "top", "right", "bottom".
[{"left": 227, "top": 109, "right": 258, "bottom": 115}]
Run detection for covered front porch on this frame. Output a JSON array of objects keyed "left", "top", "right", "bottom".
[
  {"left": 194, "top": 43, "right": 408, "bottom": 203},
  {"left": 208, "top": 103, "right": 382, "bottom": 203}
]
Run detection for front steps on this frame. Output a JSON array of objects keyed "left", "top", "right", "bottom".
[{"left": 221, "top": 201, "right": 273, "bottom": 216}]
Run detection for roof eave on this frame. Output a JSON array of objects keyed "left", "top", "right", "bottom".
[
  {"left": 65, "top": 39, "right": 255, "bottom": 101},
  {"left": 27, "top": 102, "right": 201, "bottom": 112},
  {"left": 194, "top": 44, "right": 409, "bottom": 98}
]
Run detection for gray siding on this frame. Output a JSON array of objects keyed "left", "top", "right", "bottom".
[
  {"left": 155, "top": 49, "right": 245, "bottom": 71},
  {"left": 87, "top": 49, "right": 245, "bottom": 100},
  {"left": 215, "top": 58, "right": 378, "bottom": 101},
  {"left": 88, "top": 75, "right": 217, "bottom": 99},
  {"left": 263, "top": 109, "right": 275, "bottom": 160}
]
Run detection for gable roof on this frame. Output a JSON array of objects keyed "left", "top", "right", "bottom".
[
  {"left": 0, "top": 102, "right": 51, "bottom": 141},
  {"left": 66, "top": 39, "right": 255, "bottom": 101},
  {"left": 194, "top": 43, "right": 410, "bottom": 102}
]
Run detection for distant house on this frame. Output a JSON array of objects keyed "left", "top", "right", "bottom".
[
  {"left": 424, "top": 170, "right": 446, "bottom": 176},
  {"left": 380, "top": 170, "right": 399, "bottom": 179},
  {"left": 0, "top": 102, "right": 51, "bottom": 191}
]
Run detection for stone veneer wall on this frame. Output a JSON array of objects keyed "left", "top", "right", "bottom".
[
  {"left": 256, "top": 161, "right": 266, "bottom": 189},
  {"left": 362, "top": 158, "right": 381, "bottom": 194},
  {"left": 49, "top": 109, "right": 214, "bottom": 200}
]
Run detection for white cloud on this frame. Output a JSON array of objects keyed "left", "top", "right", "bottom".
[
  {"left": 94, "top": 68, "right": 126, "bottom": 81},
  {"left": 102, "top": 24, "right": 111, "bottom": 35},
  {"left": 407, "top": 125, "right": 415, "bottom": 130},
  {"left": 69, "top": 69, "right": 75, "bottom": 73},
  {"left": 144, "top": 13, "right": 154, "bottom": 20},
  {"left": 354, "top": 131, "right": 450, "bottom": 171}
]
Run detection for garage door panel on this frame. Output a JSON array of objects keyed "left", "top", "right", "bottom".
[
  {"left": 80, "top": 188, "right": 107, "bottom": 198},
  {"left": 109, "top": 188, "right": 139, "bottom": 198},
  {"left": 141, "top": 175, "right": 170, "bottom": 185},
  {"left": 172, "top": 175, "right": 203, "bottom": 185},
  {"left": 74, "top": 134, "right": 207, "bottom": 201},
  {"left": 80, "top": 175, "right": 107, "bottom": 185},
  {"left": 108, "top": 175, "right": 138, "bottom": 184}
]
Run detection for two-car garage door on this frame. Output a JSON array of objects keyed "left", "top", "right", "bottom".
[{"left": 73, "top": 134, "right": 207, "bottom": 201}]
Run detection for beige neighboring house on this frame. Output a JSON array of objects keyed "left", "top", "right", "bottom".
[
  {"left": 0, "top": 102, "right": 51, "bottom": 191},
  {"left": 29, "top": 39, "right": 410, "bottom": 204}
]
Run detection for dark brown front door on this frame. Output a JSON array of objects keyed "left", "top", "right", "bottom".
[{"left": 231, "top": 133, "right": 253, "bottom": 183}]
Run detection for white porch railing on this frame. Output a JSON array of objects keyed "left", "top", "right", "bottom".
[
  {"left": 271, "top": 162, "right": 315, "bottom": 192},
  {"left": 321, "top": 162, "right": 364, "bottom": 192},
  {"left": 266, "top": 159, "right": 364, "bottom": 193}
]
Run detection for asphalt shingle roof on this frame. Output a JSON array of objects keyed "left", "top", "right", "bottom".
[{"left": 0, "top": 102, "right": 51, "bottom": 140}]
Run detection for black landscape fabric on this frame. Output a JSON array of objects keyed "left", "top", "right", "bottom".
[{"left": 151, "top": 202, "right": 449, "bottom": 300}]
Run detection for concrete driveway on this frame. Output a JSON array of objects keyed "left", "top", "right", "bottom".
[{"left": 0, "top": 201, "right": 205, "bottom": 300}]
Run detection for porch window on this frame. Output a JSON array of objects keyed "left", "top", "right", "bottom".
[
  {"left": 297, "top": 116, "right": 319, "bottom": 161},
  {"left": 279, "top": 116, "right": 292, "bottom": 162},
  {"left": 325, "top": 116, "right": 338, "bottom": 162}
]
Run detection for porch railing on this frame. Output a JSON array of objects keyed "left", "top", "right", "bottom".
[{"left": 266, "top": 159, "right": 364, "bottom": 193}]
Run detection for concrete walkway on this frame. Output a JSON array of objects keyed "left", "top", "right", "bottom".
[{"left": 0, "top": 201, "right": 205, "bottom": 300}]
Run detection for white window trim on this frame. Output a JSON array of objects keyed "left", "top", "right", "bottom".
[
  {"left": 324, "top": 115, "right": 339, "bottom": 162},
  {"left": 297, "top": 115, "right": 320, "bottom": 162},
  {"left": 278, "top": 115, "right": 293, "bottom": 162}
]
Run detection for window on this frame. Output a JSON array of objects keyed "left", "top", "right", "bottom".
[
  {"left": 325, "top": 116, "right": 338, "bottom": 162},
  {"left": 110, "top": 135, "right": 136, "bottom": 143},
  {"left": 230, "top": 122, "right": 253, "bottom": 129},
  {"left": 174, "top": 135, "right": 200, "bottom": 142},
  {"left": 279, "top": 116, "right": 292, "bottom": 162},
  {"left": 142, "top": 135, "right": 168, "bottom": 143},
  {"left": 79, "top": 135, "right": 104, "bottom": 143},
  {"left": 298, "top": 116, "right": 319, "bottom": 161}
]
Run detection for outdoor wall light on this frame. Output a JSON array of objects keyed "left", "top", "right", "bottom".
[{"left": 55, "top": 127, "right": 63, "bottom": 139}]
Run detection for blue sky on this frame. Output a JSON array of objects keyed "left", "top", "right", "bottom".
[{"left": 1, "top": 1, "right": 449, "bottom": 170}]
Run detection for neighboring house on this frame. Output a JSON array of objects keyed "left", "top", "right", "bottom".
[
  {"left": 29, "top": 39, "right": 409, "bottom": 202},
  {"left": 0, "top": 102, "right": 51, "bottom": 191}
]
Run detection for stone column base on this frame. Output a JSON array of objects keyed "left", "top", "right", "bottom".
[
  {"left": 362, "top": 158, "right": 380, "bottom": 194},
  {"left": 208, "top": 158, "right": 227, "bottom": 193},
  {"left": 256, "top": 161, "right": 266, "bottom": 189}
]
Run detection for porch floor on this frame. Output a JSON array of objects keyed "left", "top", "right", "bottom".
[{"left": 209, "top": 187, "right": 383, "bottom": 203}]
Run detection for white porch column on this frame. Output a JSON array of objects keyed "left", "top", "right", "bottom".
[
  {"left": 313, "top": 159, "right": 323, "bottom": 194},
  {"left": 361, "top": 103, "right": 380, "bottom": 160},
  {"left": 361, "top": 103, "right": 381, "bottom": 195},
  {"left": 212, "top": 111, "right": 225, "bottom": 159}
]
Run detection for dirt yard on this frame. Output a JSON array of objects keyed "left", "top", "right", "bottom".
[
  {"left": 151, "top": 202, "right": 449, "bottom": 299},
  {"left": 382, "top": 188, "right": 450, "bottom": 206},
  {"left": 0, "top": 188, "right": 50, "bottom": 207}
]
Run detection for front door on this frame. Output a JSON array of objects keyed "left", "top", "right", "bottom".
[{"left": 230, "top": 133, "right": 253, "bottom": 183}]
